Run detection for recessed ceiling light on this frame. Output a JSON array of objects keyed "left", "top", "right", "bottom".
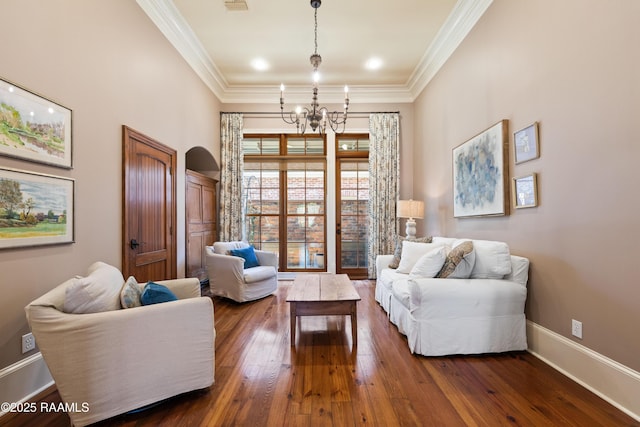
[
  {"left": 251, "top": 58, "right": 269, "bottom": 71},
  {"left": 365, "top": 57, "right": 383, "bottom": 70}
]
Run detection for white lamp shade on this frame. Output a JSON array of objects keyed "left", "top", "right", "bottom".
[{"left": 397, "top": 199, "right": 424, "bottom": 219}]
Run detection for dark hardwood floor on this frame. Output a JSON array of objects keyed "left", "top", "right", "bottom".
[{"left": 3, "top": 280, "right": 638, "bottom": 426}]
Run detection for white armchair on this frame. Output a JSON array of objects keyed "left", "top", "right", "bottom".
[
  {"left": 205, "top": 241, "right": 278, "bottom": 302},
  {"left": 25, "top": 267, "right": 215, "bottom": 427}
]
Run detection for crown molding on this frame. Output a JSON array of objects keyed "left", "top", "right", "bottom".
[
  {"left": 136, "top": 0, "right": 228, "bottom": 98},
  {"left": 137, "top": 0, "right": 492, "bottom": 104},
  {"left": 407, "top": 0, "right": 494, "bottom": 99}
]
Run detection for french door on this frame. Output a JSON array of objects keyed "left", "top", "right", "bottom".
[{"left": 335, "top": 134, "right": 370, "bottom": 279}]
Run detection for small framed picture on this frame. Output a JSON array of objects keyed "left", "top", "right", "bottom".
[
  {"left": 513, "top": 173, "right": 538, "bottom": 209},
  {"left": 513, "top": 122, "right": 539, "bottom": 164}
]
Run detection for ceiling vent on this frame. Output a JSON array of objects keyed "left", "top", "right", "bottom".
[{"left": 224, "top": 0, "right": 248, "bottom": 11}]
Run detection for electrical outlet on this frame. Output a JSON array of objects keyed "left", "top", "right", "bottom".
[
  {"left": 571, "top": 319, "right": 583, "bottom": 339},
  {"left": 22, "top": 333, "right": 36, "bottom": 353}
]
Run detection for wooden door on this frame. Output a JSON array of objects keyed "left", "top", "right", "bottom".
[
  {"left": 186, "top": 169, "right": 217, "bottom": 280},
  {"left": 122, "top": 126, "right": 177, "bottom": 281}
]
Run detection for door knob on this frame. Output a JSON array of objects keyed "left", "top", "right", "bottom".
[{"left": 130, "top": 239, "right": 140, "bottom": 249}]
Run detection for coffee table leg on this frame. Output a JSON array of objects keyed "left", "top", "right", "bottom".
[
  {"left": 351, "top": 302, "right": 357, "bottom": 347},
  {"left": 290, "top": 302, "right": 296, "bottom": 346}
]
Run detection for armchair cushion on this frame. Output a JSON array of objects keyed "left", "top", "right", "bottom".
[
  {"left": 230, "top": 246, "right": 260, "bottom": 268},
  {"left": 63, "top": 262, "right": 124, "bottom": 314},
  {"left": 244, "top": 265, "right": 278, "bottom": 283},
  {"left": 213, "top": 241, "right": 249, "bottom": 254},
  {"left": 141, "top": 282, "right": 178, "bottom": 305}
]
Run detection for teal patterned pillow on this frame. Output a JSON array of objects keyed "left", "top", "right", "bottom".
[{"left": 120, "top": 276, "right": 142, "bottom": 308}]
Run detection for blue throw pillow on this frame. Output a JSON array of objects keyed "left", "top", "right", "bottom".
[
  {"left": 229, "top": 246, "right": 260, "bottom": 269},
  {"left": 140, "top": 282, "right": 178, "bottom": 305}
]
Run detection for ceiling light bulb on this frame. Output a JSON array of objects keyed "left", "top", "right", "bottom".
[
  {"left": 251, "top": 58, "right": 269, "bottom": 71},
  {"left": 365, "top": 57, "right": 383, "bottom": 70}
]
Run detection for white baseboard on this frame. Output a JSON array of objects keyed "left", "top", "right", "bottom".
[
  {"left": 0, "top": 353, "right": 53, "bottom": 418},
  {"left": 527, "top": 320, "right": 640, "bottom": 421}
]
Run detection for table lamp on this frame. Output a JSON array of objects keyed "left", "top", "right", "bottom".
[{"left": 397, "top": 199, "right": 424, "bottom": 238}]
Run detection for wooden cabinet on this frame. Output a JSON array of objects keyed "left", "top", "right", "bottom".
[{"left": 186, "top": 170, "right": 217, "bottom": 281}]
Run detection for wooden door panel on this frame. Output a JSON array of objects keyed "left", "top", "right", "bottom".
[{"left": 123, "top": 126, "right": 177, "bottom": 282}]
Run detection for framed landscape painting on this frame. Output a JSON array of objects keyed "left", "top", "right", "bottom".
[
  {"left": 0, "top": 77, "right": 73, "bottom": 168},
  {"left": 0, "top": 167, "right": 75, "bottom": 249},
  {"left": 453, "top": 120, "right": 509, "bottom": 218}
]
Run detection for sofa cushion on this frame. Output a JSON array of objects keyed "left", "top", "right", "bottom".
[
  {"left": 396, "top": 241, "right": 444, "bottom": 274},
  {"left": 120, "top": 276, "right": 142, "bottom": 308},
  {"left": 244, "top": 266, "right": 276, "bottom": 284},
  {"left": 212, "top": 241, "right": 249, "bottom": 255},
  {"left": 141, "top": 282, "right": 178, "bottom": 305},
  {"left": 504, "top": 255, "right": 530, "bottom": 286},
  {"left": 63, "top": 262, "right": 125, "bottom": 314},
  {"left": 436, "top": 240, "right": 475, "bottom": 279},
  {"left": 388, "top": 235, "right": 432, "bottom": 269},
  {"left": 230, "top": 246, "right": 260, "bottom": 268},
  {"left": 409, "top": 246, "right": 447, "bottom": 278},
  {"left": 469, "top": 239, "right": 512, "bottom": 279}
]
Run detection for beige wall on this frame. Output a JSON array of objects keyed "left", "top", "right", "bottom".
[
  {"left": 413, "top": 0, "right": 639, "bottom": 371},
  {"left": 0, "top": 0, "right": 221, "bottom": 368}
]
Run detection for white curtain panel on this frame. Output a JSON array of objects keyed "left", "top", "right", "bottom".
[
  {"left": 367, "top": 113, "right": 400, "bottom": 279},
  {"left": 219, "top": 113, "right": 244, "bottom": 242}
]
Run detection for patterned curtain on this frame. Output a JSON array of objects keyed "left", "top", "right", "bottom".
[
  {"left": 219, "top": 113, "right": 244, "bottom": 242},
  {"left": 367, "top": 113, "right": 400, "bottom": 279}
]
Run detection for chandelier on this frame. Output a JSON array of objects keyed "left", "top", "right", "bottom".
[{"left": 279, "top": 0, "right": 349, "bottom": 135}]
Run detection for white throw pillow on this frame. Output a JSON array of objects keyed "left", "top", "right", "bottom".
[
  {"left": 212, "top": 241, "right": 249, "bottom": 255},
  {"left": 409, "top": 246, "right": 447, "bottom": 278},
  {"left": 64, "top": 262, "right": 125, "bottom": 313},
  {"left": 469, "top": 239, "right": 512, "bottom": 279},
  {"left": 396, "top": 241, "right": 444, "bottom": 274}
]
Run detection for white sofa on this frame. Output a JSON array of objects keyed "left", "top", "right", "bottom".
[
  {"left": 25, "top": 262, "right": 215, "bottom": 427},
  {"left": 375, "top": 237, "right": 529, "bottom": 356},
  {"left": 205, "top": 241, "right": 278, "bottom": 302}
]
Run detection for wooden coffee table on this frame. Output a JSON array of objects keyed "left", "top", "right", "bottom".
[{"left": 286, "top": 273, "right": 361, "bottom": 346}]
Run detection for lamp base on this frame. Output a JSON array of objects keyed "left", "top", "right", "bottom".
[{"left": 405, "top": 219, "right": 417, "bottom": 239}]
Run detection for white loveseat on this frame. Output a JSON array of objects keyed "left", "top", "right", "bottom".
[{"left": 376, "top": 237, "right": 529, "bottom": 356}]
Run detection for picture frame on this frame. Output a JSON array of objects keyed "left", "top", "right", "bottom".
[
  {"left": 0, "top": 77, "right": 73, "bottom": 168},
  {"left": 453, "top": 120, "right": 509, "bottom": 218},
  {"left": 513, "top": 173, "right": 538, "bottom": 209},
  {"left": 514, "top": 122, "right": 539, "bottom": 164},
  {"left": 0, "top": 167, "right": 75, "bottom": 249}
]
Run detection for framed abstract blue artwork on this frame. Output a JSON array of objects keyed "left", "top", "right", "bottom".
[{"left": 453, "top": 120, "right": 509, "bottom": 218}]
